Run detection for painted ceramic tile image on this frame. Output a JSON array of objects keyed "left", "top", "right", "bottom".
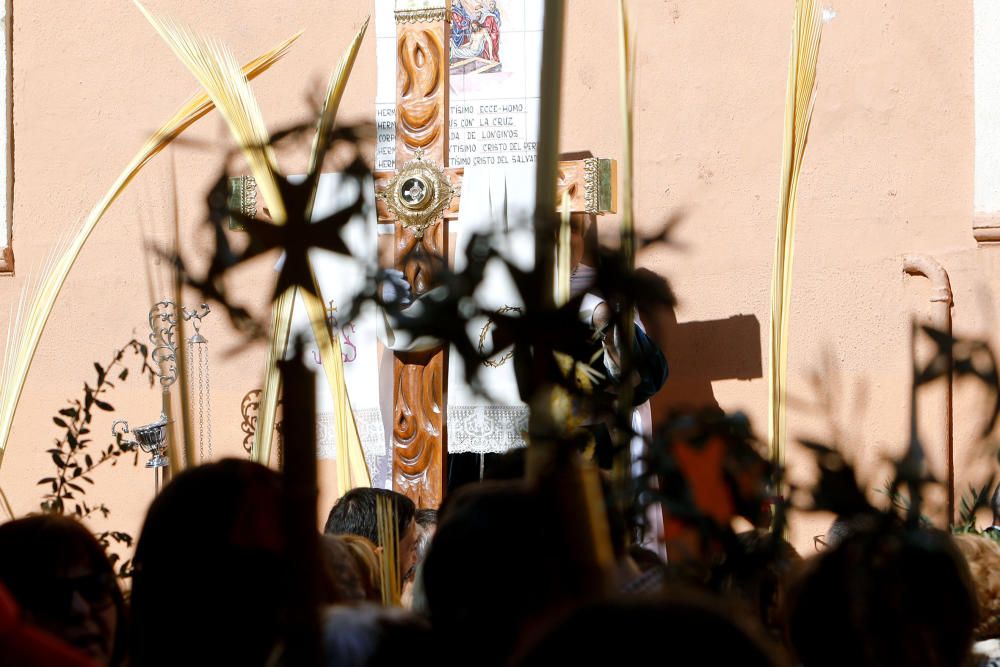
[{"left": 451, "top": 0, "right": 503, "bottom": 74}]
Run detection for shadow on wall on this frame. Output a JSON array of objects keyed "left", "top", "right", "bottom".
[{"left": 642, "top": 300, "right": 762, "bottom": 418}]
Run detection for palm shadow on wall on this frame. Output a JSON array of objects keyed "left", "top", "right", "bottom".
[{"left": 639, "top": 277, "right": 763, "bottom": 419}]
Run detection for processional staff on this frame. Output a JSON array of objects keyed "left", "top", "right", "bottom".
[{"left": 112, "top": 301, "right": 211, "bottom": 494}]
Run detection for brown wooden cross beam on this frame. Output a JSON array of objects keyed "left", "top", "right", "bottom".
[{"left": 373, "top": 0, "right": 617, "bottom": 508}]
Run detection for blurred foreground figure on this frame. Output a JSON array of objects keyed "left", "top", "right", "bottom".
[
  {"left": 512, "top": 594, "right": 784, "bottom": 667},
  {"left": 0, "top": 515, "right": 126, "bottom": 666},
  {"left": 130, "top": 460, "right": 286, "bottom": 667},
  {"left": 786, "top": 517, "right": 977, "bottom": 667},
  {"left": 318, "top": 605, "right": 429, "bottom": 667},
  {"left": 954, "top": 533, "right": 1000, "bottom": 665},
  {"left": 423, "top": 481, "right": 597, "bottom": 667},
  {"left": 719, "top": 529, "right": 801, "bottom": 641},
  {"left": 319, "top": 534, "right": 371, "bottom": 604},
  {"left": 0, "top": 582, "right": 95, "bottom": 667}
]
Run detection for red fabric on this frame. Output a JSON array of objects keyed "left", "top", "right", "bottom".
[
  {"left": 673, "top": 436, "right": 734, "bottom": 525},
  {"left": 481, "top": 15, "right": 500, "bottom": 61},
  {"left": 0, "top": 584, "right": 96, "bottom": 667}
]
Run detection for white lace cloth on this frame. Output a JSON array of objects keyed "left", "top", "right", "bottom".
[{"left": 318, "top": 408, "right": 391, "bottom": 489}]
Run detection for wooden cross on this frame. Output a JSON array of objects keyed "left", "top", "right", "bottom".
[{"left": 373, "top": 0, "right": 617, "bottom": 508}]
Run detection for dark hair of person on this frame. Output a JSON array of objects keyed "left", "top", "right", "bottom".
[
  {"left": 318, "top": 534, "right": 368, "bottom": 605},
  {"left": 717, "top": 529, "right": 801, "bottom": 640},
  {"left": 0, "top": 514, "right": 127, "bottom": 667},
  {"left": 423, "top": 481, "right": 590, "bottom": 667},
  {"left": 324, "top": 487, "right": 416, "bottom": 547},
  {"left": 785, "top": 516, "right": 977, "bottom": 667},
  {"left": 318, "top": 605, "right": 430, "bottom": 667},
  {"left": 339, "top": 534, "right": 384, "bottom": 603},
  {"left": 511, "top": 594, "right": 785, "bottom": 667},
  {"left": 0, "top": 581, "right": 96, "bottom": 667},
  {"left": 415, "top": 508, "right": 438, "bottom": 528},
  {"left": 130, "top": 459, "right": 286, "bottom": 667}
]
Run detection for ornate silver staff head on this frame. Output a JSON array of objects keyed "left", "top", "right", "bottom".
[{"left": 112, "top": 414, "right": 170, "bottom": 469}]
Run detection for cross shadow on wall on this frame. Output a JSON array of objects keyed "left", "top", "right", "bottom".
[{"left": 638, "top": 279, "right": 763, "bottom": 418}]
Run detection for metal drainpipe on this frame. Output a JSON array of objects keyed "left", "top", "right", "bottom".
[{"left": 902, "top": 254, "right": 954, "bottom": 523}]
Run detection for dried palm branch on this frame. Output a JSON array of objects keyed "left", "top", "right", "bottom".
[
  {"left": 137, "top": 1, "right": 294, "bottom": 468},
  {"left": 168, "top": 153, "right": 197, "bottom": 470},
  {"left": 0, "top": 27, "right": 300, "bottom": 471},
  {"left": 301, "top": 286, "right": 371, "bottom": 491},
  {"left": 614, "top": 0, "right": 638, "bottom": 481},
  {"left": 532, "top": 0, "right": 566, "bottom": 314},
  {"left": 769, "top": 0, "right": 823, "bottom": 466},
  {"left": 302, "top": 18, "right": 372, "bottom": 491},
  {"left": 256, "top": 289, "right": 295, "bottom": 466},
  {"left": 260, "top": 20, "right": 371, "bottom": 476},
  {"left": 136, "top": 4, "right": 370, "bottom": 477},
  {"left": 136, "top": 204, "right": 163, "bottom": 316},
  {"left": 376, "top": 493, "right": 401, "bottom": 606},
  {"left": 134, "top": 1, "right": 286, "bottom": 223},
  {"left": 308, "top": 18, "right": 370, "bottom": 178},
  {"left": 555, "top": 190, "right": 572, "bottom": 306},
  {"left": 526, "top": 0, "right": 566, "bottom": 484},
  {"left": 0, "top": 485, "right": 12, "bottom": 520},
  {"left": 618, "top": 0, "right": 637, "bottom": 276}
]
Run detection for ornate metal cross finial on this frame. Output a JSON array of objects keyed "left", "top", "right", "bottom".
[{"left": 147, "top": 301, "right": 211, "bottom": 388}]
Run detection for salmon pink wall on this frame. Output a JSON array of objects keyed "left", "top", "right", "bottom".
[{"left": 0, "top": 0, "right": 987, "bottom": 554}]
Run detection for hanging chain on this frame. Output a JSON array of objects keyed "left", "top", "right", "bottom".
[
  {"left": 183, "top": 304, "right": 212, "bottom": 464},
  {"left": 187, "top": 341, "right": 213, "bottom": 463},
  {"left": 201, "top": 342, "right": 213, "bottom": 460},
  {"left": 186, "top": 340, "right": 204, "bottom": 463}
]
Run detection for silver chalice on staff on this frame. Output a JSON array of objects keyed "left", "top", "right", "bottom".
[{"left": 112, "top": 414, "right": 170, "bottom": 493}]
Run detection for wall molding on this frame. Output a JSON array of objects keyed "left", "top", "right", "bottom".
[{"left": 973, "top": 214, "right": 1000, "bottom": 243}]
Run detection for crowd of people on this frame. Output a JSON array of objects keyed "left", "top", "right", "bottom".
[{"left": 1, "top": 454, "right": 1000, "bottom": 667}]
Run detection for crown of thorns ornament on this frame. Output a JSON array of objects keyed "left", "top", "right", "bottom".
[{"left": 377, "top": 149, "right": 457, "bottom": 239}]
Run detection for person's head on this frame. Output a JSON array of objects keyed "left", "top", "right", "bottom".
[
  {"left": 339, "top": 534, "right": 384, "bottom": 603},
  {"left": 413, "top": 509, "right": 438, "bottom": 565},
  {"left": 319, "top": 535, "right": 368, "bottom": 604},
  {"left": 415, "top": 508, "right": 438, "bottom": 529},
  {"left": 512, "top": 594, "right": 785, "bottom": 667},
  {"left": 401, "top": 509, "right": 439, "bottom": 611},
  {"left": 325, "top": 488, "right": 417, "bottom": 577},
  {"left": 130, "top": 459, "right": 286, "bottom": 667},
  {"left": 718, "top": 529, "right": 801, "bottom": 640},
  {"left": 786, "top": 517, "right": 977, "bottom": 667},
  {"left": 818, "top": 515, "right": 857, "bottom": 550},
  {"left": 0, "top": 582, "right": 96, "bottom": 667},
  {"left": 423, "top": 481, "right": 589, "bottom": 666},
  {"left": 953, "top": 533, "right": 1000, "bottom": 640},
  {"left": 318, "top": 604, "right": 430, "bottom": 667},
  {"left": 0, "top": 514, "right": 125, "bottom": 666}
]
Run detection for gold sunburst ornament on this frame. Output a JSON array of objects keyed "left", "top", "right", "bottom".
[{"left": 377, "top": 149, "right": 456, "bottom": 239}]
